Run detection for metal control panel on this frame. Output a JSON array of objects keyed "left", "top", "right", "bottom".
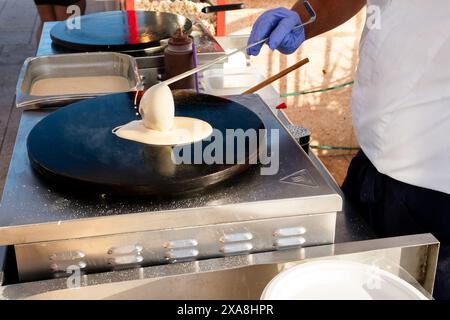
[{"left": 15, "top": 213, "right": 336, "bottom": 282}]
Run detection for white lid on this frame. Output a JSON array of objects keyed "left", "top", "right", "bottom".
[{"left": 261, "top": 260, "right": 429, "bottom": 300}]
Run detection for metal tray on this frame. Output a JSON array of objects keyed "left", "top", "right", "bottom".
[{"left": 16, "top": 52, "right": 144, "bottom": 110}]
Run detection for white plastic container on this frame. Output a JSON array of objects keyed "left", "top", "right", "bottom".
[
  {"left": 202, "top": 67, "right": 265, "bottom": 96},
  {"left": 261, "top": 260, "right": 429, "bottom": 300}
]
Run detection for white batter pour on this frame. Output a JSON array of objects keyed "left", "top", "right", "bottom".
[
  {"left": 113, "top": 34, "right": 266, "bottom": 146},
  {"left": 113, "top": 83, "right": 213, "bottom": 146}
]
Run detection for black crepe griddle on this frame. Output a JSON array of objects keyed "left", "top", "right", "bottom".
[
  {"left": 50, "top": 11, "right": 192, "bottom": 52},
  {"left": 27, "top": 92, "right": 264, "bottom": 196}
]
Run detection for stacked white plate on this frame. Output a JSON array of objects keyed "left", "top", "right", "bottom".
[{"left": 261, "top": 260, "right": 429, "bottom": 300}]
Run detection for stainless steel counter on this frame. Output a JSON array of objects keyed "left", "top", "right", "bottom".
[{"left": 0, "top": 96, "right": 342, "bottom": 245}]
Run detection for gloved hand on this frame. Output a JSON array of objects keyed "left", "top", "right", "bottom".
[{"left": 247, "top": 7, "right": 305, "bottom": 56}]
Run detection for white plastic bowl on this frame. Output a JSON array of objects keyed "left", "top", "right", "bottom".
[
  {"left": 261, "top": 260, "right": 429, "bottom": 300},
  {"left": 202, "top": 67, "right": 265, "bottom": 96}
]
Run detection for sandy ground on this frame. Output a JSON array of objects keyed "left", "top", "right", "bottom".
[{"left": 226, "top": 0, "right": 365, "bottom": 184}]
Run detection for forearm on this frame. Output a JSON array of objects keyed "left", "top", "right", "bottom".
[{"left": 292, "top": 0, "right": 366, "bottom": 39}]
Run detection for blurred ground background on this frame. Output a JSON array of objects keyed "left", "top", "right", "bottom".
[{"left": 0, "top": 0, "right": 365, "bottom": 194}]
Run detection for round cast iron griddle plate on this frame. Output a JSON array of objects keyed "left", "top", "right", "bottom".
[
  {"left": 50, "top": 11, "right": 193, "bottom": 52},
  {"left": 27, "top": 91, "right": 264, "bottom": 196}
]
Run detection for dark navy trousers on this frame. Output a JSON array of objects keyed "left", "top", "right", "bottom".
[{"left": 342, "top": 151, "right": 450, "bottom": 300}]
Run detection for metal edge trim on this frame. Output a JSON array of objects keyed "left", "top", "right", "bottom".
[
  {"left": 0, "top": 233, "right": 439, "bottom": 300},
  {"left": 0, "top": 194, "right": 342, "bottom": 246}
]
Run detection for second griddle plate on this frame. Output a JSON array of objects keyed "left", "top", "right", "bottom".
[{"left": 50, "top": 11, "right": 193, "bottom": 52}]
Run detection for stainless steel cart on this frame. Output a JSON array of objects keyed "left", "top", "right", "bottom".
[{"left": 0, "top": 27, "right": 439, "bottom": 300}]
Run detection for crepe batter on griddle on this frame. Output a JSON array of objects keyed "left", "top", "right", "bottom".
[{"left": 113, "top": 83, "right": 213, "bottom": 146}]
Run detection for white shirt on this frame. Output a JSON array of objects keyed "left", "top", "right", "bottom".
[{"left": 352, "top": 0, "right": 450, "bottom": 194}]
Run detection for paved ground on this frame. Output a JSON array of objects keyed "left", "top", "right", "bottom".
[
  {"left": 0, "top": 0, "right": 38, "bottom": 196},
  {"left": 0, "top": 0, "right": 361, "bottom": 195}
]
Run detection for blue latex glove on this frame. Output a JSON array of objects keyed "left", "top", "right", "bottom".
[{"left": 247, "top": 7, "right": 305, "bottom": 56}]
